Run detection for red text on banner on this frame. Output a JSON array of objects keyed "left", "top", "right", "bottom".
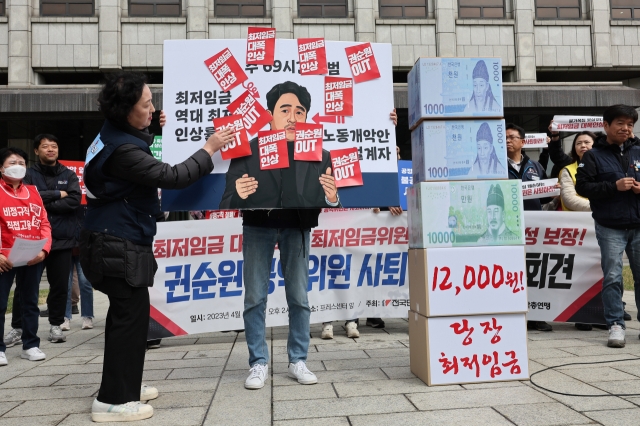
[
  {"left": 204, "top": 48, "right": 248, "bottom": 92},
  {"left": 213, "top": 115, "right": 252, "bottom": 160},
  {"left": 294, "top": 123, "right": 323, "bottom": 161},
  {"left": 258, "top": 130, "right": 289, "bottom": 170},
  {"left": 246, "top": 27, "right": 276, "bottom": 65},
  {"left": 324, "top": 76, "right": 353, "bottom": 116},
  {"left": 297, "top": 38, "right": 328, "bottom": 75},
  {"left": 228, "top": 90, "right": 272, "bottom": 136},
  {"left": 59, "top": 160, "right": 86, "bottom": 205},
  {"left": 330, "top": 147, "right": 363, "bottom": 188},
  {"left": 344, "top": 42, "right": 380, "bottom": 83}
]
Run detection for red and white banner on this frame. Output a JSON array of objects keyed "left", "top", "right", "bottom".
[
  {"left": 297, "top": 38, "right": 328, "bottom": 75},
  {"left": 59, "top": 160, "right": 86, "bottom": 205},
  {"left": 246, "top": 27, "right": 276, "bottom": 65},
  {"left": 148, "top": 210, "right": 409, "bottom": 338},
  {"left": 523, "top": 133, "right": 548, "bottom": 149},
  {"left": 213, "top": 115, "right": 252, "bottom": 160},
  {"left": 522, "top": 178, "right": 560, "bottom": 199},
  {"left": 344, "top": 42, "right": 381, "bottom": 83},
  {"left": 294, "top": 123, "right": 323, "bottom": 161},
  {"left": 524, "top": 211, "right": 604, "bottom": 324},
  {"left": 204, "top": 48, "right": 248, "bottom": 92},
  {"left": 552, "top": 116, "right": 605, "bottom": 133},
  {"left": 324, "top": 77, "right": 353, "bottom": 116},
  {"left": 206, "top": 210, "right": 240, "bottom": 219},
  {"left": 330, "top": 147, "right": 363, "bottom": 188},
  {"left": 227, "top": 89, "right": 272, "bottom": 136},
  {"left": 258, "top": 130, "right": 289, "bottom": 170}
]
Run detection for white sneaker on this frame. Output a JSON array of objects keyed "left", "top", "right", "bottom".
[
  {"left": 245, "top": 363, "right": 268, "bottom": 389},
  {"left": 3, "top": 328, "right": 22, "bottom": 348},
  {"left": 608, "top": 323, "right": 626, "bottom": 348},
  {"left": 346, "top": 321, "right": 360, "bottom": 338},
  {"left": 0, "top": 352, "right": 7, "bottom": 366},
  {"left": 288, "top": 361, "right": 317, "bottom": 385},
  {"left": 82, "top": 317, "right": 94, "bottom": 330},
  {"left": 91, "top": 399, "right": 153, "bottom": 423},
  {"left": 21, "top": 347, "right": 46, "bottom": 361},
  {"left": 60, "top": 318, "right": 70, "bottom": 331},
  {"left": 140, "top": 384, "right": 158, "bottom": 401},
  {"left": 48, "top": 325, "right": 66, "bottom": 343},
  {"left": 321, "top": 323, "right": 333, "bottom": 339}
]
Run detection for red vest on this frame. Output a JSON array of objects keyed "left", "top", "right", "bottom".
[{"left": 0, "top": 179, "right": 52, "bottom": 257}]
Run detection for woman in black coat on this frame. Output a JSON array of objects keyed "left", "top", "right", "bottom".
[{"left": 81, "top": 72, "right": 233, "bottom": 423}]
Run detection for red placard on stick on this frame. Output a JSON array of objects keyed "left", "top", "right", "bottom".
[
  {"left": 330, "top": 147, "right": 363, "bottom": 188},
  {"left": 246, "top": 27, "right": 276, "bottom": 65},
  {"left": 204, "top": 48, "right": 248, "bottom": 92},
  {"left": 228, "top": 90, "right": 272, "bottom": 136},
  {"left": 294, "top": 123, "right": 323, "bottom": 162},
  {"left": 297, "top": 38, "right": 328, "bottom": 75},
  {"left": 213, "top": 115, "right": 252, "bottom": 160},
  {"left": 258, "top": 130, "right": 289, "bottom": 170},
  {"left": 344, "top": 43, "right": 380, "bottom": 83},
  {"left": 324, "top": 76, "right": 353, "bottom": 116}
]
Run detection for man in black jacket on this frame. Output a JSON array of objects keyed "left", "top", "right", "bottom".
[
  {"left": 7, "top": 134, "right": 81, "bottom": 345},
  {"left": 576, "top": 104, "right": 640, "bottom": 348}
]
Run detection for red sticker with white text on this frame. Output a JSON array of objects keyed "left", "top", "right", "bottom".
[
  {"left": 204, "top": 48, "right": 248, "bottom": 92},
  {"left": 324, "top": 76, "right": 353, "bottom": 116},
  {"left": 228, "top": 90, "right": 272, "bottom": 136},
  {"left": 246, "top": 27, "right": 276, "bottom": 65},
  {"left": 294, "top": 123, "right": 323, "bottom": 162},
  {"left": 213, "top": 115, "right": 252, "bottom": 160},
  {"left": 258, "top": 130, "right": 289, "bottom": 170},
  {"left": 330, "top": 147, "right": 363, "bottom": 188},
  {"left": 297, "top": 38, "right": 328, "bottom": 75},
  {"left": 344, "top": 43, "right": 380, "bottom": 83}
]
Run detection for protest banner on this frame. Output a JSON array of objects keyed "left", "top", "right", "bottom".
[
  {"left": 408, "top": 58, "right": 504, "bottom": 129},
  {"left": 551, "top": 116, "right": 605, "bottom": 133},
  {"left": 523, "top": 133, "right": 548, "bottom": 149},
  {"left": 522, "top": 178, "right": 560, "bottom": 199},
  {"left": 524, "top": 211, "right": 604, "bottom": 324},
  {"left": 410, "top": 311, "right": 529, "bottom": 385},
  {"left": 411, "top": 120, "right": 507, "bottom": 182},
  {"left": 148, "top": 210, "right": 409, "bottom": 339},
  {"left": 246, "top": 27, "right": 276, "bottom": 65},
  {"left": 397, "top": 160, "right": 412, "bottom": 210},
  {"left": 162, "top": 39, "right": 397, "bottom": 211},
  {"left": 59, "top": 160, "right": 86, "bottom": 205}
]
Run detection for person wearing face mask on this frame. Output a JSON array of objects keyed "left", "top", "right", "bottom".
[
  {"left": 80, "top": 72, "right": 234, "bottom": 423},
  {"left": 0, "top": 147, "right": 52, "bottom": 366}
]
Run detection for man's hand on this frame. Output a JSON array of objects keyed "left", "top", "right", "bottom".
[
  {"left": 320, "top": 167, "right": 338, "bottom": 204},
  {"left": 389, "top": 206, "right": 403, "bottom": 216},
  {"left": 617, "top": 177, "right": 635, "bottom": 191},
  {"left": 203, "top": 128, "right": 235, "bottom": 156},
  {"left": 27, "top": 251, "right": 46, "bottom": 266},
  {"left": 235, "top": 174, "right": 258, "bottom": 199},
  {"left": 60, "top": 191, "right": 68, "bottom": 199},
  {"left": 0, "top": 255, "right": 12, "bottom": 273},
  {"left": 372, "top": 208, "right": 381, "bottom": 213},
  {"left": 632, "top": 182, "right": 640, "bottom": 194},
  {"left": 160, "top": 110, "right": 166, "bottom": 127},
  {"left": 390, "top": 109, "right": 397, "bottom": 127}
]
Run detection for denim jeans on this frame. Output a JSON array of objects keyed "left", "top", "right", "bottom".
[
  {"left": 0, "top": 264, "right": 43, "bottom": 352},
  {"left": 66, "top": 255, "right": 94, "bottom": 320},
  {"left": 595, "top": 222, "right": 640, "bottom": 328},
  {"left": 242, "top": 226, "right": 311, "bottom": 366}
]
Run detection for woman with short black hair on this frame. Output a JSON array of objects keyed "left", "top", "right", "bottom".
[{"left": 81, "top": 72, "right": 233, "bottom": 422}]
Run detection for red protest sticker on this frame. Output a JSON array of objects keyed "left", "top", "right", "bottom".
[
  {"left": 246, "top": 27, "right": 276, "bottom": 65},
  {"left": 228, "top": 90, "right": 272, "bottom": 136},
  {"left": 294, "top": 123, "right": 323, "bottom": 162},
  {"left": 258, "top": 130, "right": 289, "bottom": 170},
  {"left": 330, "top": 147, "right": 363, "bottom": 188},
  {"left": 297, "top": 38, "right": 328, "bottom": 75},
  {"left": 324, "top": 76, "right": 353, "bottom": 116},
  {"left": 344, "top": 43, "right": 380, "bottom": 83},
  {"left": 213, "top": 115, "right": 252, "bottom": 160},
  {"left": 204, "top": 48, "right": 248, "bottom": 92}
]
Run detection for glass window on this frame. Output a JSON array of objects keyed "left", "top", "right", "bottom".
[
  {"left": 611, "top": 0, "right": 640, "bottom": 19},
  {"left": 0, "top": 0, "right": 5, "bottom": 16},
  {"left": 41, "top": 0, "right": 94, "bottom": 16},
  {"left": 129, "top": 0, "right": 181, "bottom": 16},
  {"left": 298, "top": 0, "right": 347, "bottom": 17},
  {"left": 214, "top": 0, "right": 265, "bottom": 16},
  {"left": 380, "top": 0, "right": 428, "bottom": 18},
  {"left": 535, "top": 0, "right": 580, "bottom": 18},
  {"left": 459, "top": 0, "right": 504, "bottom": 18}
]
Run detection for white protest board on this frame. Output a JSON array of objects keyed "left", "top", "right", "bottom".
[
  {"left": 552, "top": 116, "right": 604, "bottom": 133},
  {"left": 522, "top": 178, "right": 560, "bottom": 199},
  {"left": 410, "top": 311, "right": 529, "bottom": 385},
  {"left": 523, "top": 133, "right": 548, "bottom": 149}
]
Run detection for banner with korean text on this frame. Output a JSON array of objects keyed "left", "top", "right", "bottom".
[
  {"left": 148, "top": 210, "right": 409, "bottom": 339},
  {"left": 524, "top": 211, "right": 605, "bottom": 324}
]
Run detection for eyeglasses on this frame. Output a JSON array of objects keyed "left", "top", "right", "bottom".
[{"left": 506, "top": 136, "right": 522, "bottom": 141}]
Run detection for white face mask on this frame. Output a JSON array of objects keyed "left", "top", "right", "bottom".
[{"left": 2, "top": 165, "right": 27, "bottom": 180}]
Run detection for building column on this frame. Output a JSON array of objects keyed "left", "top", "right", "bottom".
[
  {"left": 272, "top": 0, "right": 293, "bottom": 39},
  {"left": 590, "top": 0, "right": 612, "bottom": 67},
  {"left": 8, "top": 0, "right": 36, "bottom": 85},
  {"left": 187, "top": 0, "right": 209, "bottom": 39},
  {"left": 513, "top": 0, "right": 536, "bottom": 82},
  {"left": 99, "top": 0, "right": 122, "bottom": 70},
  {"left": 354, "top": 0, "right": 375, "bottom": 42},
  {"left": 435, "top": 0, "right": 456, "bottom": 57}
]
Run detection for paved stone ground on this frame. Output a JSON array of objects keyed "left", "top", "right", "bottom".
[{"left": 2, "top": 292, "right": 640, "bottom": 425}]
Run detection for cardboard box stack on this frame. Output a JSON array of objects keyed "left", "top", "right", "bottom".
[{"left": 406, "top": 58, "right": 530, "bottom": 386}]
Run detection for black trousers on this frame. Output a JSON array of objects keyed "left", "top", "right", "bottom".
[
  {"left": 96, "top": 277, "right": 149, "bottom": 405},
  {"left": 11, "top": 248, "right": 72, "bottom": 328}
]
